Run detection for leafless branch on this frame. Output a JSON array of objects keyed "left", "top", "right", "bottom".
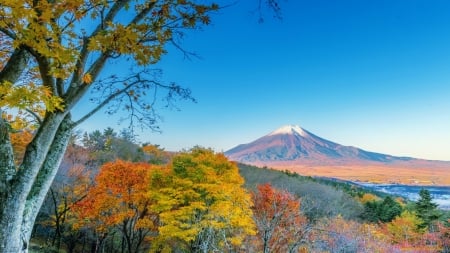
[
  {"left": 73, "top": 78, "right": 138, "bottom": 126},
  {"left": 256, "top": 0, "right": 283, "bottom": 23},
  {"left": 74, "top": 69, "right": 194, "bottom": 130},
  {"left": 25, "top": 109, "right": 43, "bottom": 125},
  {"left": 169, "top": 37, "right": 201, "bottom": 60}
]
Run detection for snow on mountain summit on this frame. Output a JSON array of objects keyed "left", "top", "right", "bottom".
[{"left": 268, "top": 125, "right": 307, "bottom": 137}]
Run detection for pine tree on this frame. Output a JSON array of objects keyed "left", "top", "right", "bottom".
[
  {"left": 414, "top": 189, "right": 441, "bottom": 229},
  {"left": 361, "top": 196, "right": 402, "bottom": 223},
  {"left": 379, "top": 196, "right": 403, "bottom": 222}
]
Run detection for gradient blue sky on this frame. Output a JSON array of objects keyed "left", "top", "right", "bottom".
[{"left": 78, "top": 0, "right": 450, "bottom": 161}]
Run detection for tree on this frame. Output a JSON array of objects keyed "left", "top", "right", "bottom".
[
  {"left": 414, "top": 189, "right": 441, "bottom": 230},
  {"left": 0, "top": 0, "right": 219, "bottom": 251},
  {"left": 142, "top": 143, "right": 171, "bottom": 164},
  {"left": 82, "top": 128, "right": 147, "bottom": 166},
  {"left": 74, "top": 160, "right": 159, "bottom": 253},
  {"left": 152, "top": 147, "right": 256, "bottom": 252},
  {"left": 385, "top": 211, "right": 425, "bottom": 247},
  {"left": 72, "top": 148, "right": 255, "bottom": 253},
  {"left": 34, "top": 137, "right": 92, "bottom": 253},
  {"left": 42, "top": 165, "right": 91, "bottom": 253},
  {"left": 251, "top": 183, "right": 309, "bottom": 253},
  {"left": 361, "top": 196, "right": 403, "bottom": 223}
]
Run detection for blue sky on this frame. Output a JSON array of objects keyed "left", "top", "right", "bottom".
[{"left": 78, "top": 0, "right": 450, "bottom": 161}]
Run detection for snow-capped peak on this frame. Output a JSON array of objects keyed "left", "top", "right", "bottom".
[{"left": 268, "top": 125, "right": 307, "bottom": 137}]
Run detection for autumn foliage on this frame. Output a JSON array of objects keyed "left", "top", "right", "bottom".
[
  {"left": 251, "top": 183, "right": 308, "bottom": 253},
  {"left": 33, "top": 141, "right": 450, "bottom": 253},
  {"left": 73, "top": 148, "right": 255, "bottom": 252},
  {"left": 152, "top": 148, "right": 256, "bottom": 252}
]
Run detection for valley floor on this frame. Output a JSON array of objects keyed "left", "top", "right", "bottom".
[{"left": 276, "top": 165, "right": 450, "bottom": 185}]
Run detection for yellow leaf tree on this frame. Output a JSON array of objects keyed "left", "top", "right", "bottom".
[
  {"left": 385, "top": 211, "right": 425, "bottom": 248},
  {"left": 0, "top": 0, "right": 220, "bottom": 251},
  {"left": 152, "top": 147, "right": 256, "bottom": 252}
]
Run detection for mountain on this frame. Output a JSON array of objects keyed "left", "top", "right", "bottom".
[{"left": 225, "top": 125, "right": 439, "bottom": 167}]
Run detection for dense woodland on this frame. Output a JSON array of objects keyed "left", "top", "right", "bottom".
[{"left": 9, "top": 128, "right": 447, "bottom": 253}]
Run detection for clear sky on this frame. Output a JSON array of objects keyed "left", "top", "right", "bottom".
[{"left": 77, "top": 0, "right": 450, "bottom": 161}]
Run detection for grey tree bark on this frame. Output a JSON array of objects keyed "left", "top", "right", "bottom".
[{"left": 0, "top": 111, "right": 72, "bottom": 252}]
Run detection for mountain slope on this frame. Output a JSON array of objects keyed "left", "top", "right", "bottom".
[{"left": 225, "top": 125, "right": 429, "bottom": 166}]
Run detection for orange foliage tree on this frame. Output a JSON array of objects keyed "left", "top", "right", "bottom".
[
  {"left": 74, "top": 160, "right": 160, "bottom": 253},
  {"left": 251, "top": 183, "right": 308, "bottom": 253}
]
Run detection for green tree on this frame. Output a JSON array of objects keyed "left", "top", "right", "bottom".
[
  {"left": 361, "top": 196, "right": 403, "bottom": 223},
  {"left": 414, "top": 189, "right": 441, "bottom": 229},
  {"left": 379, "top": 196, "right": 403, "bottom": 222},
  {"left": 0, "top": 0, "right": 219, "bottom": 251}
]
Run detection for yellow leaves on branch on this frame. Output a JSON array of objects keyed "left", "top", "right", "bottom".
[
  {"left": 1, "top": 0, "right": 221, "bottom": 86},
  {"left": 86, "top": 22, "right": 167, "bottom": 65},
  {"left": 1, "top": 0, "right": 84, "bottom": 65},
  {"left": 0, "top": 81, "right": 64, "bottom": 113}
]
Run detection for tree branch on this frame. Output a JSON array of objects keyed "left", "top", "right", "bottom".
[
  {"left": 65, "top": 0, "right": 132, "bottom": 107},
  {"left": 91, "top": 0, "right": 129, "bottom": 37},
  {"left": 73, "top": 79, "right": 137, "bottom": 126},
  {"left": 25, "top": 109, "right": 43, "bottom": 126},
  {"left": 0, "top": 28, "right": 16, "bottom": 40},
  {"left": 35, "top": 56, "right": 56, "bottom": 93},
  {"left": 65, "top": 52, "right": 109, "bottom": 110},
  {"left": 0, "top": 48, "right": 31, "bottom": 84},
  {"left": 129, "top": 2, "right": 156, "bottom": 26}
]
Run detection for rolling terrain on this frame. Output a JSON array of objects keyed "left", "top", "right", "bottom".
[{"left": 225, "top": 125, "right": 450, "bottom": 185}]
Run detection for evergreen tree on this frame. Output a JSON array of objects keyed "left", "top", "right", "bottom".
[
  {"left": 361, "top": 196, "right": 403, "bottom": 223},
  {"left": 379, "top": 196, "right": 403, "bottom": 222},
  {"left": 414, "top": 188, "right": 441, "bottom": 229}
]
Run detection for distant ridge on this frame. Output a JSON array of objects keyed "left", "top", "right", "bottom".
[{"left": 225, "top": 125, "right": 448, "bottom": 168}]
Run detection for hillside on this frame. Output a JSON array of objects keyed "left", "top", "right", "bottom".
[{"left": 226, "top": 125, "right": 450, "bottom": 185}]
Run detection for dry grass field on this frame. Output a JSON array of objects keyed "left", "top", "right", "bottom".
[{"left": 272, "top": 165, "right": 450, "bottom": 186}]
